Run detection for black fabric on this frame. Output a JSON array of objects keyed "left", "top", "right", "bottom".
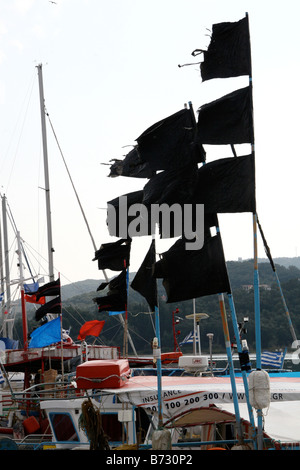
[
  {"left": 35, "top": 296, "right": 62, "bottom": 321},
  {"left": 136, "top": 108, "right": 205, "bottom": 170},
  {"left": 94, "top": 269, "right": 127, "bottom": 313},
  {"left": 107, "top": 191, "right": 152, "bottom": 238},
  {"left": 131, "top": 240, "right": 157, "bottom": 311},
  {"left": 142, "top": 163, "right": 199, "bottom": 239},
  {"left": 108, "top": 147, "right": 155, "bottom": 179},
  {"left": 153, "top": 228, "right": 231, "bottom": 303},
  {"left": 197, "top": 87, "right": 253, "bottom": 144},
  {"left": 200, "top": 16, "right": 251, "bottom": 81},
  {"left": 33, "top": 278, "right": 61, "bottom": 301},
  {"left": 193, "top": 154, "right": 256, "bottom": 213},
  {"left": 142, "top": 163, "right": 198, "bottom": 206},
  {"left": 93, "top": 239, "right": 131, "bottom": 271},
  {"left": 97, "top": 269, "right": 127, "bottom": 293},
  {"left": 93, "top": 293, "right": 127, "bottom": 313}
]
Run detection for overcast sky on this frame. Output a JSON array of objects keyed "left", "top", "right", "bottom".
[{"left": 0, "top": 0, "right": 299, "bottom": 289}]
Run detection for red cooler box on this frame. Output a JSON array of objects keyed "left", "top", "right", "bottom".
[{"left": 76, "top": 359, "right": 131, "bottom": 389}]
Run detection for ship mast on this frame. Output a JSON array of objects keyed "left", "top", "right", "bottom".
[
  {"left": 37, "top": 64, "right": 55, "bottom": 282},
  {"left": 2, "top": 195, "right": 12, "bottom": 339}
]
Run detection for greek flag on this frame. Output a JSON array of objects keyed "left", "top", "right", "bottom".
[
  {"left": 261, "top": 350, "right": 286, "bottom": 368},
  {"left": 0, "top": 369, "right": 4, "bottom": 384},
  {"left": 179, "top": 331, "right": 198, "bottom": 346}
]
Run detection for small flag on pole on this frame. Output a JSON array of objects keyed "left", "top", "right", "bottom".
[
  {"left": 261, "top": 350, "right": 286, "bottom": 369},
  {"left": 24, "top": 282, "right": 39, "bottom": 294},
  {"left": 179, "top": 331, "right": 198, "bottom": 346},
  {"left": 77, "top": 320, "right": 105, "bottom": 341}
]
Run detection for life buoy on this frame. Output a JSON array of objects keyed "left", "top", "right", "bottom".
[
  {"left": 63, "top": 336, "right": 73, "bottom": 347},
  {"left": 249, "top": 370, "right": 270, "bottom": 409}
]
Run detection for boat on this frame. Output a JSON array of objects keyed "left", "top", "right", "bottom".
[
  {"left": 0, "top": 65, "right": 121, "bottom": 447},
  {"left": 34, "top": 362, "right": 300, "bottom": 451}
]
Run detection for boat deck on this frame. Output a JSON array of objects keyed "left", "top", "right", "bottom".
[{"left": 2, "top": 344, "right": 120, "bottom": 373}]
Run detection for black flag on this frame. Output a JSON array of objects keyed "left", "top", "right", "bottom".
[
  {"left": 153, "top": 220, "right": 231, "bottom": 303},
  {"left": 93, "top": 293, "right": 127, "bottom": 313},
  {"left": 107, "top": 191, "right": 152, "bottom": 238},
  {"left": 193, "top": 154, "right": 256, "bottom": 213},
  {"left": 131, "top": 240, "right": 157, "bottom": 311},
  {"left": 96, "top": 269, "right": 127, "bottom": 294},
  {"left": 108, "top": 147, "right": 155, "bottom": 179},
  {"left": 142, "top": 163, "right": 199, "bottom": 239},
  {"left": 35, "top": 296, "right": 62, "bottom": 321},
  {"left": 142, "top": 163, "right": 198, "bottom": 206},
  {"left": 93, "top": 239, "right": 131, "bottom": 271},
  {"left": 94, "top": 270, "right": 128, "bottom": 313},
  {"left": 197, "top": 87, "right": 253, "bottom": 145},
  {"left": 200, "top": 16, "right": 251, "bottom": 81},
  {"left": 136, "top": 108, "right": 205, "bottom": 170},
  {"left": 26, "top": 278, "right": 61, "bottom": 302}
]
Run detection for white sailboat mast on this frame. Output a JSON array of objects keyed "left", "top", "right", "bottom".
[
  {"left": 37, "top": 64, "right": 54, "bottom": 282},
  {"left": 1, "top": 195, "right": 13, "bottom": 339}
]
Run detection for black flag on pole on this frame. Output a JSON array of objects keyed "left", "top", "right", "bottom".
[
  {"left": 142, "top": 163, "right": 198, "bottom": 207},
  {"left": 197, "top": 87, "right": 253, "bottom": 145},
  {"left": 108, "top": 147, "right": 155, "bottom": 179},
  {"left": 131, "top": 240, "right": 157, "bottom": 311},
  {"left": 25, "top": 278, "right": 61, "bottom": 302},
  {"left": 93, "top": 292, "right": 127, "bottom": 313},
  {"left": 136, "top": 108, "right": 205, "bottom": 170},
  {"left": 153, "top": 218, "right": 231, "bottom": 303},
  {"left": 200, "top": 16, "right": 251, "bottom": 81},
  {"left": 193, "top": 154, "right": 256, "bottom": 213},
  {"left": 35, "top": 296, "right": 62, "bottom": 321},
  {"left": 108, "top": 108, "right": 205, "bottom": 177},
  {"left": 93, "top": 269, "right": 128, "bottom": 313},
  {"left": 107, "top": 191, "right": 152, "bottom": 238},
  {"left": 93, "top": 239, "right": 131, "bottom": 271}
]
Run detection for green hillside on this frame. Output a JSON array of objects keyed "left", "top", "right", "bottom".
[
  {"left": 17, "top": 258, "right": 300, "bottom": 356},
  {"left": 62, "top": 259, "right": 300, "bottom": 355}
]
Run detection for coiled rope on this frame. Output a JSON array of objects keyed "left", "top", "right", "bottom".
[{"left": 79, "top": 398, "right": 110, "bottom": 450}]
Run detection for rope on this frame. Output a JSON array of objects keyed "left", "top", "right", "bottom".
[
  {"left": 46, "top": 111, "right": 97, "bottom": 252},
  {"left": 79, "top": 398, "right": 110, "bottom": 450}
]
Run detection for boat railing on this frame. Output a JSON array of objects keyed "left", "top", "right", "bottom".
[
  {"left": 11, "top": 374, "right": 84, "bottom": 404},
  {"left": 3, "top": 343, "right": 121, "bottom": 367},
  {"left": 16, "top": 438, "right": 90, "bottom": 450},
  {"left": 12, "top": 436, "right": 299, "bottom": 451}
]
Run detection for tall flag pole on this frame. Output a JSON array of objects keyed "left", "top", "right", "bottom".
[
  {"left": 58, "top": 273, "right": 64, "bottom": 379},
  {"left": 245, "top": 11, "right": 264, "bottom": 450},
  {"left": 131, "top": 238, "right": 163, "bottom": 428},
  {"left": 227, "top": 293, "right": 256, "bottom": 439},
  {"left": 123, "top": 259, "right": 129, "bottom": 358},
  {"left": 217, "top": 292, "right": 243, "bottom": 439},
  {"left": 194, "top": 13, "right": 256, "bottom": 445}
]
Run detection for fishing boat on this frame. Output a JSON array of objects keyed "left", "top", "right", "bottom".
[{"left": 32, "top": 360, "right": 299, "bottom": 451}]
